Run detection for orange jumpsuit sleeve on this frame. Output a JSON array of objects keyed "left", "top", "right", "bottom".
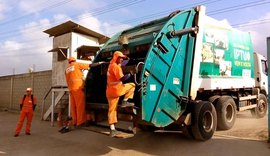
[{"left": 77, "top": 63, "right": 89, "bottom": 70}]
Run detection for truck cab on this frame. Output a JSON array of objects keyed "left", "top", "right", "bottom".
[{"left": 254, "top": 52, "right": 268, "bottom": 95}]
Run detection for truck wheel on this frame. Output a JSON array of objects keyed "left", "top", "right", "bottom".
[
  {"left": 208, "top": 95, "right": 220, "bottom": 106},
  {"left": 216, "top": 96, "right": 236, "bottom": 130},
  {"left": 251, "top": 94, "right": 267, "bottom": 118},
  {"left": 191, "top": 101, "right": 217, "bottom": 141}
]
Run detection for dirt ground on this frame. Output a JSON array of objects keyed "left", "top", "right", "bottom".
[
  {"left": 0, "top": 109, "right": 269, "bottom": 156},
  {"left": 215, "top": 110, "right": 268, "bottom": 141}
]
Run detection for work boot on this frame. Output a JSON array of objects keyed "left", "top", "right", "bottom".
[
  {"left": 25, "top": 132, "right": 31, "bottom": 135},
  {"left": 109, "top": 130, "right": 121, "bottom": 137},
  {"left": 58, "top": 127, "right": 67, "bottom": 133},
  {"left": 121, "top": 101, "right": 134, "bottom": 108},
  {"left": 14, "top": 134, "right": 19, "bottom": 137},
  {"left": 60, "top": 128, "right": 70, "bottom": 134}
]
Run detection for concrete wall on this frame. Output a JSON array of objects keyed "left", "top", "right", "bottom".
[
  {"left": 52, "top": 33, "right": 71, "bottom": 87},
  {"left": 0, "top": 70, "right": 52, "bottom": 114}
]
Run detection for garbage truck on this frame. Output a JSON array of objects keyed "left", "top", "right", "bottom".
[{"left": 85, "top": 5, "right": 268, "bottom": 141}]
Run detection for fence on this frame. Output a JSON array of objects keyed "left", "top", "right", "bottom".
[{"left": 0, "top": 70, "right": 52, "bottom": 114}]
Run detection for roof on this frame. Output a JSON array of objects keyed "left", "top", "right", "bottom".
[
  {"left": 48, "top": 46, "right": 68, "bottom": 52},
  {"left": 43, "top": 20, "right": 110, "bottom": 44}
]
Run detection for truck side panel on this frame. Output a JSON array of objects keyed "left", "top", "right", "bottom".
[{"left": 190, "top": 16, "right": 255, "bottom": 99}]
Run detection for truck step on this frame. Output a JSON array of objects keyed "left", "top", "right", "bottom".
[
  {"left": 82, "top": 124, "right": 134, "bottom": 138},
  {"left": 239, "top": 104, "right": 257, "bottom": 111},
  {"left": 239, "top": 95, "right": 257, "bottom": 101}
]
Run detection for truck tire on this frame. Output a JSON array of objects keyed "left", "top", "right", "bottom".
[
  {"left": 208, "top": 95, "right": 220, "bottom": 106},
  {"left": 216, "top": 96, "right": 236, "bottom": 130},
  {"left": 191, "top": 101, "right": 217, "bottom": 141},
  {"left": 250, "top": 94, "right": 267, "bottom": 118}
]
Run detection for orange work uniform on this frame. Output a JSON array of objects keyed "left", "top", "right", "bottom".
[
  {"left": 106, "top": 51, "right": 135, "bottom": 124},
  {"left": 15, "top": 95, "right": 37, "bottom": 135},
  {"left": 65, "top": 60, "right": 89, "bottom": 126}
]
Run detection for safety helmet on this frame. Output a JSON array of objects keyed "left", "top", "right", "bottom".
[
  {"left": 68, "top": 57, "right": 76, "bottom": 63},
  {"left": 114, "top": 51, "right": 127, "bottom": 59},
  {"left": 26, "top": 88, "right": 32, "bottom": 91}
]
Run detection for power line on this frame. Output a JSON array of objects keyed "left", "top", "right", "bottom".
[
  {"left": 233, "top": 18, "right": 270, "bottom": 28},
  {"left": 208, "top": 0, "right": 270, "bottom": 15},
  {"left": 0, "top": 0, "right": 216, "bottom": 40},
  {"left": 0, "top": 0, "right": 148, "bottom": 54},
  {"left": 0, "top": 0, "right": 74, "bottom": 26},
  {"left": 0, "top": 0, "right": 145, "bottom": 39},
  {"left": 1, "top": 0, "right": 270, "bottom": 55}
]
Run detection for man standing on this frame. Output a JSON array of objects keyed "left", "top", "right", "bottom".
[
  {"left": 106, "top": 51, "right": 136, "bottom": 137},
  {"left": 65, "top": 56, "right": 89, "bottom": 128},
  {"left": 14, "top": 87, "right": 37, "bottom": 137}
]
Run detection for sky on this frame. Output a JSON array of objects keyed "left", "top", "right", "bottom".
[{"left": 1, "top": 0, "right": 270, "bottom": 76}]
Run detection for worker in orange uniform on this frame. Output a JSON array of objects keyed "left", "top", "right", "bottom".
[
  {"left": 14, "top": 87, "right": 37, "bottom": 137},
  {"left": 65, "top": 56, "right": 102, "bottom": 129},
  {"left": 106, "top": 51, "right": 136, "bottom": 137}
]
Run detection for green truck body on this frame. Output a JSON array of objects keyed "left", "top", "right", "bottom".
[{"left": 85, "top": 6, "right": 268, "bottom": 140}]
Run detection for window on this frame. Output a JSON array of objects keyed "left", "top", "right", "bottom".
[
  {"left": 48, "top": 47, "right": 68, "bottom": 62},
  {"left": 261, "top": 60, "right": 268, "bottom": 75},
  {"left": 57, "top": 49, "right": 67, "bottom": 61},
  {"left": 76, "top": 45, "right": 100, "bottom": 61}
]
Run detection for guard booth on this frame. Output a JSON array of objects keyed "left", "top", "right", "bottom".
[{"left": 42, "top": 20, "right": 109, "bottom": 126}]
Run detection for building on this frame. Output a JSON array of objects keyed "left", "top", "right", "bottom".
[{"left": 0, "top": 21, "right": 109, "bottom": 127}]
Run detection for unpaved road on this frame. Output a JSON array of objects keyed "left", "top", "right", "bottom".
[
  {"left": 0, "top": 110, "right": 269, "bottom": 156},
  {"left": 215, "top": 110, "right": 268, "bottom": 141}
]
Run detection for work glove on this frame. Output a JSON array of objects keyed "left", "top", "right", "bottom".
[{"left": 121, "top": 58, "right": 130, "bottom": 66}]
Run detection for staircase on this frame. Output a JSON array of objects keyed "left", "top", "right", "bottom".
[{"left": 41, "top": 86, "right": 69, "bottom": 126}]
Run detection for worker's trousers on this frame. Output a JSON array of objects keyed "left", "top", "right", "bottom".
[
  {"left": 70, "top": 89, "right": 86, "bottom": 126},
  {"left": 15, "top": 110, "right": 33, "bottom": 134},
  {"left": 107, "top": 83, "right": 135, "bottom": 125}
]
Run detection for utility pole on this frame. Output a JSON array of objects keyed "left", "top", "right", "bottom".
[{"left": 29, "top": 64, "right": 35, "bottom": 91}]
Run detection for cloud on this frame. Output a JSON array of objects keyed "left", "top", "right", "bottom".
[
  {"left": 53, "top": 14, "right": 70, "bottom": 22},
  {"left": 76, "top": 12, "right": 103, "bottom": 33},
  {"left": 0, "top": 0, "right": 134, "bottom": 76},
  {"left": 75, "top": 12, "right": 131, "bottom": 37},
  {"left": 0, "top": 1, "right": 11, "bottom": 20},
  {"left": 237, "top": 12, "right": 270, "bottom": 57},
  {"left": 0, "top": 18, "right": 53, "bottom": 76},
  {"left": 18, "top": 0, "right": 45, "bottom": 15}
]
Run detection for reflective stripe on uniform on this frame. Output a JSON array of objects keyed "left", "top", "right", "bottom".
[{"left": 107, "top": 81, "right": 122, "bottom": 85}]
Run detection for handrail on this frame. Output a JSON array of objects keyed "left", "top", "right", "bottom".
[
  {"left": 134, "top": 62, "right": 144, "bottom": 85},
  {"left": 41, "top": 87, "right": 52, "bottom": 120}
]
